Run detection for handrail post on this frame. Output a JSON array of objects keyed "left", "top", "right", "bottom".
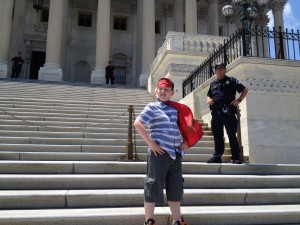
[
  {"left": 126, "top": 105, "right": 134, "bottom": 160},
  {"left": 278, "top": 26, "right": 285, "bottom": 59},
  {"left": 236, "top": 106, "right": 244, "bottom": 162}
]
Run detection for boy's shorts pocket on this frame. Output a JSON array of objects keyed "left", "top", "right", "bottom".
[{"left": 144, "top": 177, "right": 156, "bottom": 202}]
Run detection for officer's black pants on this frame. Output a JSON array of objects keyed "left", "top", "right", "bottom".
[
  {"left": 105, "top": 75, "right": 114, "bottom": 84},
  {"left": 211, "top": 110, "right": 240, "bottom": 160},
  {"left": 11, "top": 67, "right": 21, "bottom": 78}
]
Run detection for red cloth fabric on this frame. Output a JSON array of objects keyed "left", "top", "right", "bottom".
[
  {"left": 169, "top": 102, "right": 204, "bottom": 147},
  {"left": 157, "top": 79, "right": 173, "bottom": 88}
]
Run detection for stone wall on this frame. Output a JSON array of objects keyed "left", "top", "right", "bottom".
[
  {"left": 149, "top": 31, "right": 228, "bottom": 101},
  {"left": 183, "top": 57, "right": 300, "bottom": 164}
]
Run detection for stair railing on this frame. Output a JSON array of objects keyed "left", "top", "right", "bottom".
[
  {"left": 126, "top": 105, "right": 134, "bottom": 160},
  {"left": 236, "top": 106, "right": 244, "bottom": 162},
  {"left": 183, "top": 26, "right": 300, "bottom": 97}
]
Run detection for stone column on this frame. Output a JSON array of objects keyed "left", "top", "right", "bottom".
[
  {"left": 208, "top": 0, "right": 219, "bottom": 36},
  {"left": 253, "top": 14, "right": 269, "bottom": 57},
  {"left": 0, "top": 0, "right": 14, "bottom": 78},
  {"left": 130, "top": 0, "right": 138, "bottom": 85},
  {"left": 9, "top": 0, "right": 26, "bottom": 63},
  {"left": 136, "top": 0, "right": 143, "bottom": 84},
  {"left": 164, "top": 3, "right": 174, "bottom": 32},
  {"left": 139, "top": 0, "right": 155, "bottom": 86},
  {"left": 272, "top": 1, "right": 285, "bottom": 30},
  {"left": 272, "top": 1, "right": 287, "bottom": 59},
  {"left": 174, "top": 0, "right": 184, "bottom": 32},
  {"left": 185, "top": 0, "right": 197, "bottom": 34},
  {"left": 91, "top": 0, "right": 111, "bottom": 84},
  {"left": 39, "top": 0, "right": 67, "bottom": 81},
  {"left": 10, "top": 0, "right": 27, "bottom": 79}
]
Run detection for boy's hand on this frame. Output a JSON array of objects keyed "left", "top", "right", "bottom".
[
  {"left": 180, "top": 140, "right": 189, "bottom": 152},
  {"left": 149, "top": 140, "right": 165, "bottom": 156}
]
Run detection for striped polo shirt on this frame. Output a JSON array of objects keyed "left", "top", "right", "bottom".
[{"left": 137, "top": 99, "right": 183, "bottom": 159}]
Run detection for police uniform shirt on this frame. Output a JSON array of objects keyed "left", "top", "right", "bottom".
[
  {"left": 11, "top": 56, "right": 24, "bottom": 68},
  {"left": 105, "top": 65, "right": 115, "bottom": 76},
  {"left": 207, "top": 75, "right": 246, "bottom": 109}
]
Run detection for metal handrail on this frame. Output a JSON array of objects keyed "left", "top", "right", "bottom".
[
  {"left": 183, "top": 26, "right": 300, "bottom": 97},
  {"left": 126, "top": 105, "right": 134, "bottom": 160},
  {"left": 236, "top": 106, "right": 244, "bottom": 162}
]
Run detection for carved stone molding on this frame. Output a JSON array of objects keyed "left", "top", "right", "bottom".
[
  {"left": 246, "top": 78, "right": 300, "bottom": 93},
  {"left": 254, "top": 14, "right": 270, "bottom": 27},
  {"left": 168, "top": 63, "right": 198, "bottom": 72},
  {"left": 32, "top": 23, "right": 48, "bottom": 33},
  {"left": 269, "top": 0, "right": 287, "bottom": 13}
]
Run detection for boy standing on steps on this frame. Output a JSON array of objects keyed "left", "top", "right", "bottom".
[{"left": 134, "top": 78, "right": 203, "bottom": 225}]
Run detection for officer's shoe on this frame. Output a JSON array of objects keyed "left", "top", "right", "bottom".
[
  {"left": 207, "top": 155, "right": 222, "bottom": 163},
  {"left": 145, "top": 218, "right": 156, "bottom": 225},
  {"left": 232, "top": 159, "right": 242, "bottom": 164},
  {"left": 172, "top": 217, "right": 189, "bottom": 225}
]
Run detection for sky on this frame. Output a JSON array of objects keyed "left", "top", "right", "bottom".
[{"left": 267, "top": 0, "right": 300, "bottom": 31}]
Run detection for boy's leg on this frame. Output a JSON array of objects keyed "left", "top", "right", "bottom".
[
  {"left": 166, "top": 154, "right": 184, "bottom": 222},
  {"left": 168, "top": 201, "right": 181, "bottom": 220},
  {"left": 144, "top": 152, "right": 169, "bottom": 224},
  {"left": 144, "top": 202, "right": 155, "bottom": 221}
]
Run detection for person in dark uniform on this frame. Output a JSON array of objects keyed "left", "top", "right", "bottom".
[
  {"left": 105, "top": 61, "right": 115, "bottom": 84},
  {"left": 11, "top": 52, "right": 25, "bottom": 79},
  {"left": 206, "top": 62, "right": 248, "bottom": 164}
]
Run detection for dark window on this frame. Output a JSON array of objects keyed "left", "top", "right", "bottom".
[
  {"left": 113, "top": 16, "right": 127, "bottom": 31},
  {"left": 219, "top": 26, "right": 223, "bottom": 36},
  {"left": 40, "top": 8, "right": 49, "bottom": 22},
  {"left": 78, "top": 12, "right": 92, "bottom": 27},
  {"left": 155, "top": 20, "right": 161, "bottom": 34}
]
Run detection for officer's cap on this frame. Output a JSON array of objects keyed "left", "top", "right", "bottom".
[{"left": 215, "top": 62, "right": 226, "bottom": 70}]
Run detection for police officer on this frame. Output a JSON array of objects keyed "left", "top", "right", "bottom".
[{"left": 207, "top": 62, "right": 248, "bottom": 164}]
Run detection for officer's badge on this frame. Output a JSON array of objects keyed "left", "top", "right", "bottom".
[{"left": 226, "top": 81, "right": 230, "bottom": 85}]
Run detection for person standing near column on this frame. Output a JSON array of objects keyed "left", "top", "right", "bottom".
[
  {"left": 206, "top": 62, "right": 248, "bottom": 164},
  {"left": 11, "top": 52, "right": 25, "bottom": 79},
  {"left": 105, "top": 61, "right": 115, "bottom": 84}
]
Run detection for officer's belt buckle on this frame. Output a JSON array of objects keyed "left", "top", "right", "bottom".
[{"left": 222, "top": 106, "right": 228, "bottom": 114}]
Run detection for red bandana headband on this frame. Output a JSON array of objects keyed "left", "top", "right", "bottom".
[{"left": 157, "top": 79, "right": 172, "bottom": 88}]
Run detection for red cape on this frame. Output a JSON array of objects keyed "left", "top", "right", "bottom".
[{"left": 169, "top": 102, "right": 204, "bottom": 147}]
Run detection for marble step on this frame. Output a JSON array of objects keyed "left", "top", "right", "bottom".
[
  {"left": 0, "top": 161, "right": 299, "bottom": 175},
  {"left": 0, "top": 205, "right": 299, "bottom": 225},
  {"left": 0, "top": 94, "right": 155, "bottom": 103},
  {"left": 0, "top": 144, "right": 221, "bottom": 154},
  {"left": 0, "top": 188, "right": 299, "bottom": 209},
  {"left": 0, "top": 174, "right": 299, "bottom": 190},
  {"left": 0, "top": 151, "right": 230, "bottom": 162},
  {"left": 0, "top": 124, "right": 210, "bottom": 133},
  {"left": 0, "top": 103, "right": 146, "bottom": 111},
  {"left": 0, "top": 131, "right": 214, "bottom": 142}
]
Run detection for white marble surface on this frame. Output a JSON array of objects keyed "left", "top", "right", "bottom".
[{"left": 182, "top": 57, "right": 300, "bottom": 164}]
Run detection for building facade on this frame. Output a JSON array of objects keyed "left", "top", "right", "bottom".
[{"left": 0, "top": 0, "right": 287, "bottom": 85}]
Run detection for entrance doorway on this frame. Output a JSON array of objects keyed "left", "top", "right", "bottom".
[
  {"left": 114, "top": 66, "right": 126, "bottom": 84},
  {"left": 30, "top": 51, "right": 46, "bottom": 80},
  {"left": 75, "top": 61, "right": 91, "bottom": 83}
]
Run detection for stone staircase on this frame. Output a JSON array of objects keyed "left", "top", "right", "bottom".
[{"left": 0, "top": 79, "right": 299, "bottom": 225}]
